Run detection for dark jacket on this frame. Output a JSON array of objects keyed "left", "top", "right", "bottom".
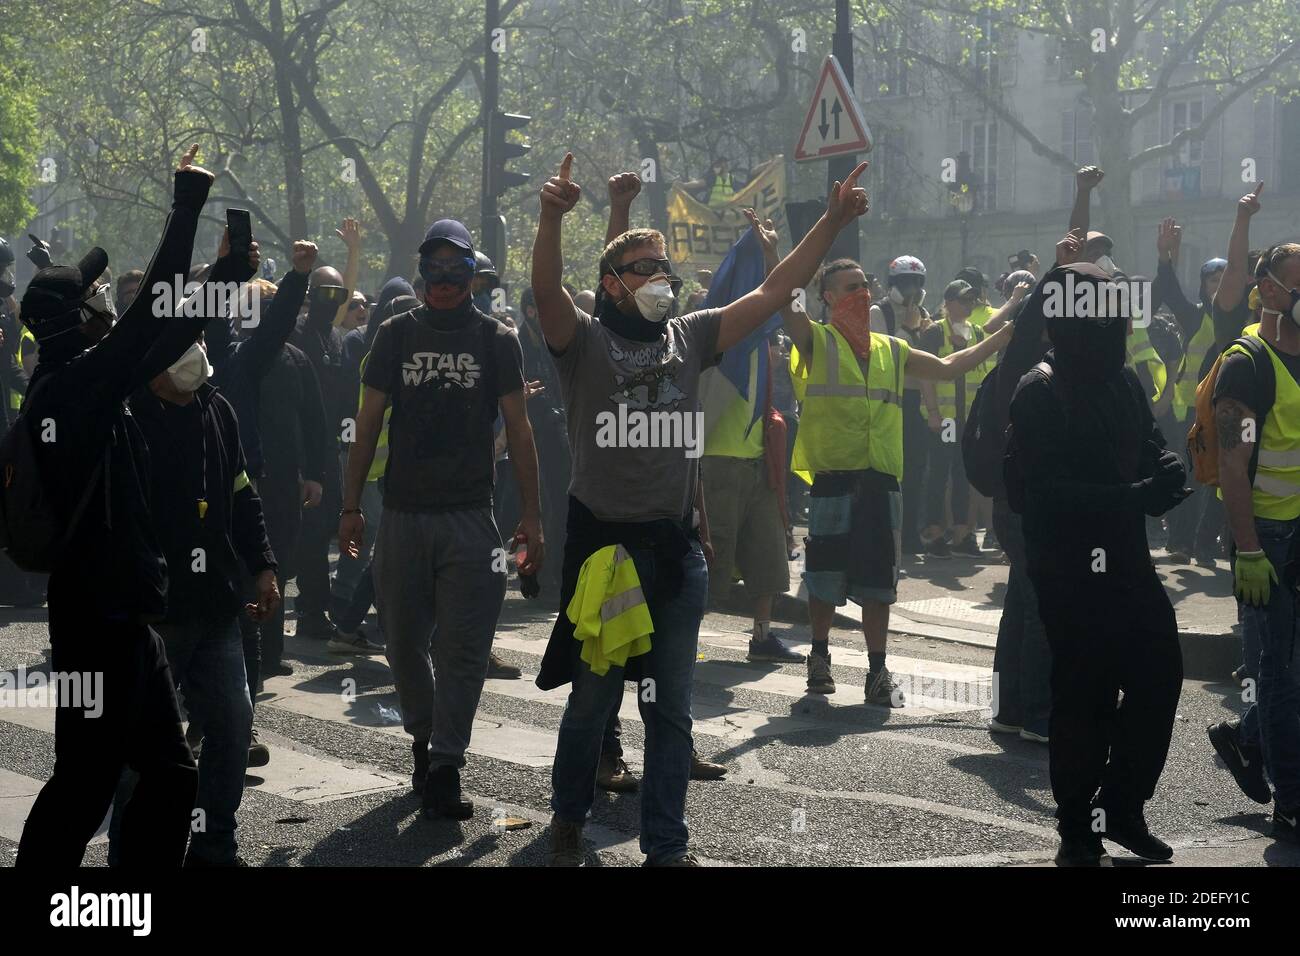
[
  {"left": 259, "top": 341, "right": 330, "bottom": 486},
  {"left": 1010, "top": 265, "right": 1174, "bottom": 591},
  {"left": 128, "top": 381, "right": 276, "bottom": 623},
  {"left": 24, "top": 170, "right": 237, "bottom": 623},
  {"left": 292, "top": 314, "right": 349, "bottom": 470},
  {"left": 208, "top": 269, "right": 309, "bottom": 479}
]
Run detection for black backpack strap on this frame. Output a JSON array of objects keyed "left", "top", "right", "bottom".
[
  {"left": 1232, "top": 335, "right": 1276, "bottom": 485},
  {"left": 878, "top": 301, "right": 895, "bottom": 335}
]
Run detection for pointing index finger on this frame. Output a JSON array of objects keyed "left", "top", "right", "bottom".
[
  {"left": 558, "top": 152, "right": 574, "bottom": 182},
  {"left": 1253, "top": 181, "right": 1264, "bottom": 198},
  {"left": 842, "top": 161, "right": 869, "bottom": 190}
]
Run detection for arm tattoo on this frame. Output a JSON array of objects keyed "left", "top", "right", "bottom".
[{"left": 1216, "top": 399, "right": 1248, "bottom": 451}]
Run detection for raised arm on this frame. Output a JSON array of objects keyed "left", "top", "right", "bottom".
[
  {"left": 1069, "top": 165, "right": 1103, "bottom": 235},
  {"left": 332, "top": 219, "right": 362, "bottom": 326},
  {"left": 531, "top": 152, "right": 582, "bottom": 353},
  {"left": 982, "top": 281, "right": 1030, "bottom": 333},
  {"left": 606, "top": 172, "right": 641, "bottom": 246},
  {"left": 1215, "top": 183, "right": 1261, "bottom": 314},
  {"left": 237, "top": 242, "right": 316, "bottom": 381},
  {"left": 724, "top": 161, "right": 869, "bottom": 353}
]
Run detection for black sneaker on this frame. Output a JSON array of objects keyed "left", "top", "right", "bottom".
[
  {"left": 411, "top": 739, "right": 430, "bottom": 794},
  {"left": 951, "top": 533, "right": 982, "bottom": 557},
  {"left": 806, "top": 650, "right": 835, "bottom": 694},
  {"left": 1055, "top": 829, "right": 1107, "bottom": 867},
  {"left": 263, "top": 661, "right": 294, "bottom": 678},
  {"left": 925, "top": 537, "right": 952, "bottom": 559},
  {"left": 1207, "top": 720, "right": 1271, "bottom": 804},
  {"left": 1097, "top": 805, "right": 1173, "bottom": 862},
  {"left": 247, "top": 729, "right": 270, "bottom": 769},
  {"left": 296, "top": 613, "right": 337, "bottom": 640},
  {"left": 422, "top": 765, "right": 473, "bottom": 820},
  {"left": 1274, "top": 806, "right": 1300, "bottom": 843},
  {"left": 902, "top": 536, "right": 924, "bottom": 556},
  {"left": 747, "top": 633, "right": 805, "bottom": 663}
]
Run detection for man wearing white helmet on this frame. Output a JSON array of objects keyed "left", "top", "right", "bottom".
[{"left": 869, "top": 255, "right": 928, "bottom": 337}]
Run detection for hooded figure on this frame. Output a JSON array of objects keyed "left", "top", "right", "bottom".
[{"left": 1008, "top": 261, "right": 1188, "bottom": 867}]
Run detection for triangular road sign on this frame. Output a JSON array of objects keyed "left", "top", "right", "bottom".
[{"left": 794, "top": 55, "right": 873, "bottom": 163}]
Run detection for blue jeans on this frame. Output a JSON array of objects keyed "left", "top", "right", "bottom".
[
  {"left": 108, "top": 616, "right": 252, "bottom": 865},
  {"left": 332, "top": 478, "right": 383, "bottom": 615},
  {"left": 551, "top": 543, "right": 707, "bottom": 863},
  {"left": 991, "top": 500, "right": 1052, "bottom": 736},
  {"left": 1239, "top": 516, "right": 1300, "bottom": 809}
]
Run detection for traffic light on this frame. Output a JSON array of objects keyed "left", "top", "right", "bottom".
[{"left": 489, "top": 111, "right": 531, "bottom": 198}]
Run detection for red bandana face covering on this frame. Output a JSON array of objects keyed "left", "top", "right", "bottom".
[{"left": 830, "top": 287, "right": 874, "bottom": 360}]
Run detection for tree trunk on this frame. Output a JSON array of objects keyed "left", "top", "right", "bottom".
[{"left": 269, "top": 0, "right": 307, "bottom": 254}]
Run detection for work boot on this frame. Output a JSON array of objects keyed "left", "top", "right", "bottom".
[
  {"left": 1096, "top": 804, "right": 1173, "bottom": 862},
  {"left": 411, "top": 739, "right": 430, "bottom": 794},
  {"left": 596, "top": 754, "right": 639, "bottom": 793},
  {"left": 487, "top": 652, "right": 522, "bottom": 679},
  {"left": 1207, "top": 720, "right": 1271, "bottom": 804},
  {"left": 807, "top": 650, "right": 835, "bottom": 694},
  {"left": 422, "top": 765, "right": 473, "bottom": 820},
  {"left": 690, "top": 751, "right": 727, "bottom": 780},
  {"left": 247, "top": 728, "right": 270, "bottom": 769},
  {"left": 549, "top": 816, "right": 585, "bottom": 867}
]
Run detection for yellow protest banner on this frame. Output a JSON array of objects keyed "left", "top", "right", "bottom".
[{"left": 666, "top": 156, "right": 787, "bottom": 271}]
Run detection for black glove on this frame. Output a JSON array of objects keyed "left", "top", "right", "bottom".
[
  {"left": 519, "top": 571, "right": 540, "bottom": 600},
  {"left": 26, "top": 234, "right": 51, "bottom": 270},
  {"left": 1137, "top": 451, "right": 1191, "bottom": 515}
]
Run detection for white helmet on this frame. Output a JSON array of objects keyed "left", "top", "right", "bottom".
[{"left": 888, "top": 255, "right": 927, "bottom": 279}]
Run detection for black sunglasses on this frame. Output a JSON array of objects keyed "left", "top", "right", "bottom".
[{"left": 615, "top": 257, "right": 673, "bottom": 278}]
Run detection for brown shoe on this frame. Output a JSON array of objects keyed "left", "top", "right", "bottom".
[
  {"left": 690, "top": 751, "right": 727, "bottom": 780},
  {"left": 548, "top": 816, "right": 585, "bottom": 867},
  {"left": 487, "top": 652, "right": 522, "bottom": 680},
  {"left": 596, "top": 754, "right": 640, "bottom": 793}
]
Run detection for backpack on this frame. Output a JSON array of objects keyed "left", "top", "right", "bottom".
[
  {"left": 1002, "top": 361, "right": 1069, "bottom": 515},
  {"left": 877, "top": 301, "right": 896, "bottom": 335},
  {"left": 961, "top": 362, "right": 1007, "bottom": 499},
  {"left": 0, "top": 379, "right": 105, "bottom": 572},
  {"left": 1186, "top": 335, "right": 1275, "bottom": 486}
]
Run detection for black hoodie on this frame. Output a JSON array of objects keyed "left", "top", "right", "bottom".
[{"left": 1009, "top": 263, "right": 1171, "bottom": 589}]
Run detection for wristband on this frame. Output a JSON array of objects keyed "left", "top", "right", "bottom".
[{"left": 340, "top": 508, "right": 363, "bottom": 517}]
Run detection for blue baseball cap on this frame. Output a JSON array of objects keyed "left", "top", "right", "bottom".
[{"left": 419, "top": 219, "right": 475, "bottom": 256}]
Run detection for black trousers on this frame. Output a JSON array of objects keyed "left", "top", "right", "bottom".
[
  {"left": 17, "top": 583, "right": 197, "bottom": 868},
  {"left": 258, "top": 473, "right": 303, "bottom": 667},
  {"left": 293, "top": 460, "right": 341, "bottom": 619},
  {"left": 900, "top": 391, "right": 934, "bottom": 547},
  {"left": 1036, "top": 573, "right": 1183, "bottom": 830}
]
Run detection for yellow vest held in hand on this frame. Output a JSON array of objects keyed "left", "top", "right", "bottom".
[
  {"left": 790, "top": 323, "right": 907, "bottom": 484},
  {"left": 568, "top": 544, "right": 654, "bottom": 676}
]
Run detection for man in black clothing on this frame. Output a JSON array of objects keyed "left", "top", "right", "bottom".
[
  {"left": 15, "top": 145, "right": 251, "bottom": 868},
  {"left": 115, "top": 326, "right": 279, "bottom": 866},
  {"left": 291, "top": 265, "right": 350, "bottom": 639},
  {"left": 1010, "top": 261, "right": 1189, "bottom": 867}
]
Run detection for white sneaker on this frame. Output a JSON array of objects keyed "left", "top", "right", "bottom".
[
  {"left": 988, "top": 718, "right": 1023, "bottom": 734},
  {"left": 1019, "top": 728, "right": 1049, "bottom": 743}
]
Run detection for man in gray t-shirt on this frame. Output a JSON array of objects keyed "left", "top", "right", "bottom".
[
  {"left": 531, "top": 152, "right": 869, "bottom": 867},
  {"left": 554, "top": 306, "right": 722, "bottom": 523}
]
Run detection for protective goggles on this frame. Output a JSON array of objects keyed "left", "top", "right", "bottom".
[
  {"left": 420, "top": 255, "right": 477, "bottom": 286},
  {"left": 312, "top": 285, "right": 349, "bottom": 306}
]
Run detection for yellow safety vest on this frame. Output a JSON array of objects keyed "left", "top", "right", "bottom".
[
  {"left": 1220, "top": 335, "right": 1300, "bottom": 520},
  {"left": 1172, "top": 312, "right": 1215, "bottom": 422},
  {"left": 1127, "top": 323, "right": 1166, "bottom": 404},
  {"left": 967, "top": 303, "right": 994, "bottom": 329},
  {"left": 358, "top": 352, "right": 391, "bottom": 482},
  {"left": 919, "top": 319, "right": 991, "bottom": 424},
  {"left": 10, "top": 327, "right": 35, "bottom": 412},
  {"left": 568, "top": 544, "right": 654, "bottom": 676},
  {"left": 708, "top": 173, "right": 734, "bottom": 207},
  {"left": 790, "top": 323, "right": 907, "bottom": 484},
  {"left": 702, "top": 350, "right": 763, "bottom": 460}
]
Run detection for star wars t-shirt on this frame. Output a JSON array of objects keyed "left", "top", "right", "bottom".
[
  {"left": 551, "top": 307, "right": 722, "bottom": 522},
  {"left": 363, "top": 303, "right": 524, "bottom": 512}
]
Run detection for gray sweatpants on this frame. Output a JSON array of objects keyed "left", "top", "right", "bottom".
[{"left": 373, "top": 506, "right": 506, "bottom": 767}]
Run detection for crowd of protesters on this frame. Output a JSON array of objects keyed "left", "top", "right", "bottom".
[{"left": 1, "top": 141, "right": 1297, "bottom": 869}]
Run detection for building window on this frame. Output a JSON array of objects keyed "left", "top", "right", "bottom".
[
  {"left": 964, "top": 119, "right": 998, "bottom": 211},
  {"left": 973, "top": 12, "right": 1000, "bottom": 88},
  {"left": 1166, "top": 97, "right": 1204, "bottom": 200}
]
